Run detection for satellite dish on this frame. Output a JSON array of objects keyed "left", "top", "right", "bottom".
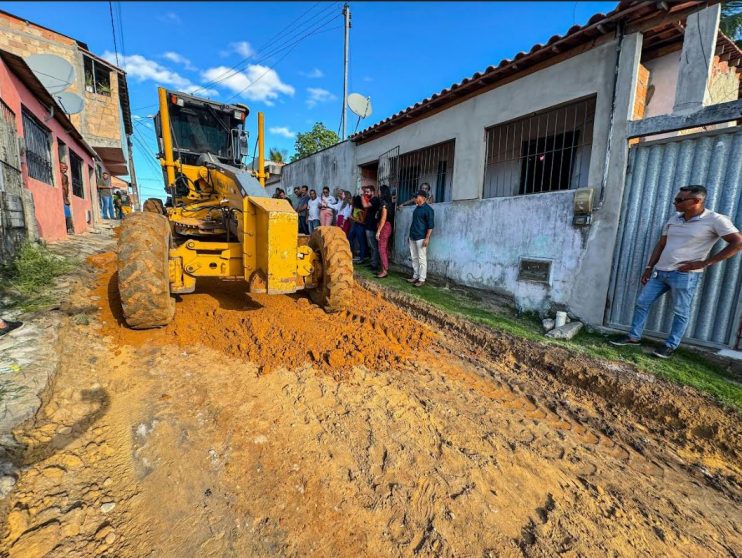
[
  {"left": 347, "top": 93, "right": 372, "bottom": 119},
  {"left": 25, "top": 54, "right": 75, "bottom": 94},
  {"left": 54, "top": 92, "right": 84, "bottom": 115}
]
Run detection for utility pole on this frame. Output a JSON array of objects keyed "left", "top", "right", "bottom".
[{"left": 342, "top": 3, "right": 350, "bottom": 141}]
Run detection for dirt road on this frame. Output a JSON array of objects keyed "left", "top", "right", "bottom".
[{"left": 1, "top": 246, "right": 740, "bottom": 557}]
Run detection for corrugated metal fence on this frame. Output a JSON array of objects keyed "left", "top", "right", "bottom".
[{"left": 607, "top": 126, "right": 742, "bottom": 348}]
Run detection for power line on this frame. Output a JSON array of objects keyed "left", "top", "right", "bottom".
[
  {"left": 116, "top": 2, "right": 126, "bottom": 59},
  {"left": 108, "top": 1, "right": 120, "bottom": 66},
  {"left": 226, "top": 17, "right": 342, "bottom": 102},
  {"left": 190, "top": 3, "right": 340, "bottom": 96}
]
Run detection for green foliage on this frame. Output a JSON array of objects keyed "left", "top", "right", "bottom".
[
  {"left": 0, "top": 242, "right": 76, "bottom": 311},
  {"left": 721, "top": 1, "right": 742, "bottom": 45},
  {"left": 290, "top": 122, "right": 340, "bottom": 162},
  {"left": 268, "top": 148, "right": 287, "bottom": 163},
  {"left": 357, "top": 267, "right": 742, "bottom": 411}
]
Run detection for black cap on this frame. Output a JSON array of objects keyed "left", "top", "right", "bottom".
[{"left": 415, "top": 190, "right": 429, "bottom": 198}]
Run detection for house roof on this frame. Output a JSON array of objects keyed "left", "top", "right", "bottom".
[
  {"left": 0, "top": 49, "right": 98, "bottom": 159},
  {"left": 351, "top": 0, "right": 728, "bottom": 144}
]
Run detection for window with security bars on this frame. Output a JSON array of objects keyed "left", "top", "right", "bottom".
[
  {"left": 483, "top": 97, "right": 596, "bottom": 198},
  {"left": 397, "top": 140, "right": 455, "bottom": 204},
  {"left": 69, "top": 150, "right": 84, "bottom": 198},
  {"left": 22, "top": 110, "right": 53, "bottom": 185}
]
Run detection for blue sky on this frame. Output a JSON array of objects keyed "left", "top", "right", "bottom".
[{"left": 2, "top": 1, "right": 618, "bottom": 201}]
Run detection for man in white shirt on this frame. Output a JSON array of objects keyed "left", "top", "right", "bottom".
[
  {"left": 306, "top": 189, "right": 322, "bottom": 234},
  {"left": 611, "top": 185, "right": 742, "bottom": 358}
]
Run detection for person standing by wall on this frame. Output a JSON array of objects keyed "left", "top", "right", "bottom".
[
  {"left": 362, "top": 185, "right": 381, "bottom": 272},
  {"left": 375, "top": 185, "right": 395, "bottom": 279},
  {"left": 98, "top": 171, "right": 115, "bottom": 220},
  {"left": 307, "top": 189, "right": 321, "bottom": 234},
  {"left": 349, "top": 193, "right": 367, "bottom": 263},
  {"left": 407, "top": 190, "right": 435, "bottom": 287},
  {"left": 610, "top": 185, "right": 742, "bottom": 358},
  {"left": 296, "top": 185, "right": 310, "bottom": 235},
  {"left": 331, "top": 190, "right": 352, "bottom": 234},
  {"left": 399, "top": 182, "right": 435, "bottom": 208},
  {"left": 60, "top": 162, "right": 73, "bottom": 234},
  {"left": 319, "top": 186, "right": 336, "bottom": 227}
]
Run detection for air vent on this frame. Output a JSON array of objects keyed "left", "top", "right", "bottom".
[{"left": 518, "top": 258, "right": 552, "bottom": 284}]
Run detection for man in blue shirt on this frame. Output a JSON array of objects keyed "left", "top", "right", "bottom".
[{"left": 406, "top": 190, "right": 435, "bottom": 287}]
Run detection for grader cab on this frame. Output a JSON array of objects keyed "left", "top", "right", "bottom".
[{"left": 117, "top": 87, "right": 352, "bottom": 329}]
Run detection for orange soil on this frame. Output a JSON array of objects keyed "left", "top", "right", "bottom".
[{"left": 88, "top": 252, "right": 430, "bottom": 375}]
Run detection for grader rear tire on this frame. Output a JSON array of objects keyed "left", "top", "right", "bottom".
[
  {"left": 117, "top": 211, "right": 175, "bottom": 329},
  {"left": 309, "top": 226, "right": 354, "bottom": 312},
  {"left": 143, "top": 197, "right": 165, "bottom": 214}
]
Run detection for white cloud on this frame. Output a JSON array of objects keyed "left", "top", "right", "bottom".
[
  {"left": 159, "top": 12, "right": 182, "bottom": 25},
  {"left": 201, "top": 65, "right": 294, "bottom": 105},
  {"left": 162, "top": 51, "right": 196, "bottom": 71},
  {"left": 232, "top": 41, "right": 255, "bottom": 58},
  {"left": 102, "top": 52, "right": 217, "bottom": 98},
  {"left": 269, "top": 126, "right": 296, "bottom": 139},
  {"left": 301, "top": 68, "right": 324, "bottom": 79},
  {"left": 306, "top": 87, "right": 337, "bottom": 108}
]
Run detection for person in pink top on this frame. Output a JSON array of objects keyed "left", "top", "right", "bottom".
[{"left": 319, "top": 186, "right": 336, "bottom": 227}]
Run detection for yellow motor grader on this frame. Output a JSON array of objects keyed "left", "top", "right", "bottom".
[{"left": 117, "top": 87, "right": 352, "bottom": 329}]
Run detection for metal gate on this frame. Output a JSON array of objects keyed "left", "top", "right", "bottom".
[
  {"left": 607, "top": 126, "right": 742, "bottom": 348},
  {"left": 0, "top": 99, "right": 26, "bottom": 264},
  {"left": 377, "top": 145, "right": 399, "bottom": 193}
]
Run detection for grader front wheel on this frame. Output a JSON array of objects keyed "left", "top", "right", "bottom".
[
  {"left": 117, "top": 211, "right": 175, "bottom": 329},
  {"left": 309, "top": 226, "right": 354, "bottom": 312},
  {"left": 142, "top": 197, "right": 165, "bottom": 214}
]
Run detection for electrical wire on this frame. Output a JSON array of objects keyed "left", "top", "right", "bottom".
[
  {"left": 188, "top": 2, "right": 339, "bottom": 95},
  {"left": 225, "top": 18, "right": 342, "bottom": 102},
  {"left": 108, "top": 1, "right": 120, "bottom": 67},
  {"left": 133, "top": 3, "right": 341, "bottom": 110},
  {"left": 116, "top": 2, "right": 126, "bottom": 59}
]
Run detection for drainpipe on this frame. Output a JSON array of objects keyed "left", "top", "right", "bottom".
[{"left": 595, "top": 22, "right": 625, "bottom": 212}]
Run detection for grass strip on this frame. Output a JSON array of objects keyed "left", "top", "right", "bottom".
[{"left": 357, "top": 267, "right": 741, "bottom": 411}]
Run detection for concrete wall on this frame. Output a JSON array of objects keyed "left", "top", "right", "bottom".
[
  {"left": 281, "top": 140, "right": 358, "bottom": 193},
  {"left": 393, "top": 191, "right": 586, "bottom": 311}
]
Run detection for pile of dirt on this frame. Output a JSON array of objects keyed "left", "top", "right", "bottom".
[{"left": 89, "top": 252, "right": 430, "bottom": 374}]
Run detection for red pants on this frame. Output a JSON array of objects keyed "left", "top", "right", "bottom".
[
  {"left": 337, "top": 215, "right": 351, "bottom": 235},
  {"left": 377, "top": 222, "right": 392, "bottom": 271}
]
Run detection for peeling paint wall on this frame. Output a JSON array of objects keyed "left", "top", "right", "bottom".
[
  {"left": 280, "top": 141, "right": 358, "bottom": 192},
  {"left": 393, "top": 191, "right": 585, "bottom": 313}
]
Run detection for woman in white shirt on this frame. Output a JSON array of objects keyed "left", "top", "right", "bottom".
[{"left": 330, "top": 190, "right": 352, "bottom": 235}]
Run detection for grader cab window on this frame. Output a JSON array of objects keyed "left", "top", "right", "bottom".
[{"left": 168, "top": 104, "right": 235, "bottom": 164}]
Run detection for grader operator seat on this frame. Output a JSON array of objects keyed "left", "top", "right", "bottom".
[{"left": 116, "top": 87, "right": 353, "bottom": 330}]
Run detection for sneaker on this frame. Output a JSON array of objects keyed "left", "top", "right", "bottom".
[
  {"left": 653, "top": 346, "right": 675, "bottom": 359},
  {"left": 0, "top": 320, "right": 23, "bottom": 337},
  {"left": 414, "top": 280, "right": 425, "bottom": 287},
  {"left": 609, "top": 336, "right": 641, "bottom": 347},
  {"left": 406, "top": 277, "right": 418, "bottom": 284}
]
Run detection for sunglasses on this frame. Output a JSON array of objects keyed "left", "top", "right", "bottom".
[{"left": 673, "top": 197, "right": 697, "bottom": 204}]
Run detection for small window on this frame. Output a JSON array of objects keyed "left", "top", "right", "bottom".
[
  {"left": 69, "top": 150, "right": 84, "bottom": 198},
  {"left": 397, "top": 140, "right": 455, "bottom": 204},
  {"left": 84, "top": 55, "right": 111, "bottom": 96},
  {"left": 22, "top": 109, "right": 53, "bottom": 184}
]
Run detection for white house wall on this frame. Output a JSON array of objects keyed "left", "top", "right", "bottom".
[
  {"left": 280, "top": 140, "right": 358, "bottom": 192},
  {"left": 357, "top": 39, "right": 625, "bottom": 320}
]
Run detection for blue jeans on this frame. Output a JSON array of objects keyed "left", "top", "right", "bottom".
[
  {"left": 628, "top": 270, "right": 701, "bottom": 349},
  {"left": 298, "top": 215, "right": 308, "bottom": 235},
  {"left": 348, "top": 222, "right": 367, "bottom": 260},
  {"left": 308, "top": 219, "right": 320, "bottom": 234},
  {"left": 99, "top": 193, "right": 114, "bottom": 219},
  {"left": 365, "top": 229, "right": 379, "bottom": 269}
]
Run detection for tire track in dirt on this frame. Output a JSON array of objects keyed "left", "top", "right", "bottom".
[{"left": 0, "top": 251, "right": 740, "bottom": 557}]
